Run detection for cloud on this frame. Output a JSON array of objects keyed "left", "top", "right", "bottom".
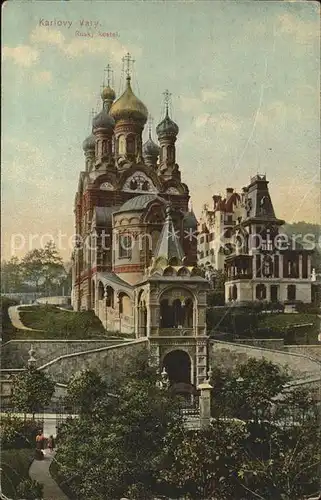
[
  {"left": 2, "top": 45, "right": 39, "bottom": 67},
  {"left": 201, "top": 89, "right": 227, "bottom": 103},
  {"left": 30, "top": 26, "right": 65, "bottom": 47},
  {"left": 256, "top": 100, "right": 304, "bottom": 126},
  {"left": 32, "top": 70, "right": 52, "bottom": 85},
  {"left": 179, "top": 89, "right": 227, "bottom": 114},
  {"left": 278, "top": 13, "right": 320, "bottom": 45},
  {"left": 194, "top": 112, "right": 240, "bottom": 132},
  {"left": 29, "top": 26, "right": 141, "bottom": 64}
]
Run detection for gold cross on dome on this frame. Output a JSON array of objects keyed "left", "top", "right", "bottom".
[
  {"left": 122, "top": 52, "right": 135, "bottom": 78},
  {"left": 148, "top": 115, "right": 154, "bottom": 138},
  {"left": 104, "top": 64, "right": 112, "bottom": 86},
  {"left": 163, "top": 89, "right": 172, "bottom": 114}
]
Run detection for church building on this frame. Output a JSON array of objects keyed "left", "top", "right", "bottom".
[{"left": 71, "top": 55, "right": 210, "bottom": 390}]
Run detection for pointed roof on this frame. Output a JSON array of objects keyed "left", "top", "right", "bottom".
[{"left": 154, "top": 205, "right": 185, "bottom": 263}]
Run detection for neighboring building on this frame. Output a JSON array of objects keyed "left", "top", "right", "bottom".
[
  {"left": 224, "top": 174, "right": 314, "bottom": 305},
  {"left": 197, "top": 188, "right": 242, "bottom": 272},
  {"left": 71, "top": 57, "right": 210, "bottom": 390}
]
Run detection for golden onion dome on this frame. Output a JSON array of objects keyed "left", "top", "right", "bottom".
[
  {"left": 101, "top": 85, "right": 116, "bottom": 102},
  {"left": 110, "top": 77, "right": 148, "bottom": 124}
]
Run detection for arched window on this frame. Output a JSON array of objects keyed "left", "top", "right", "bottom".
[
  {"left": 160, "top": 299, "right": 171, "bottom": 328},
  {"left": 232, "top": 284, "right": 238, "bottom": 301},
  {"left": 119, "top": 233, "right": 132, "bottom": 259},
  {"left": 126, "top": 135, "right": 135, "bottom": 154},
  {"left": 183, "top": 298, "right": 193, "bottom": 327},
  {"left": 106, "top": 286, "right": 114, "bottom": 308},
  {"left": 118, "top": 135, "right": 126, "bottom": 155},
  {"left": 172, "top": 299, "right": 183, "bottom": 327},
  {"left": 98, "top": 282, "right": 105, "bottom": 300}
]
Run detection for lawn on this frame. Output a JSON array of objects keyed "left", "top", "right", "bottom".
[
  {"left": 258, "top": 313, "right": 320, "bottom": 344},
  {"left": 16, "top": 305, "right": 108, "bottom": 339},
  {"left": 1, "top": 448, "right": 34, "bottom": 499}
]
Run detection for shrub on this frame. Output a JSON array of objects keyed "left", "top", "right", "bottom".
[
  {"left": 295, "top": 302, "right": 320, "bottom": 315},
  {"left": 0, "top": 415, "right": 42, "bottom": 450},
  {"left": 17, "top": 479, "right": 43, "bottom": 500},
  {"left": 1, "top": 448, "right": 35, "bottom": 499},
  {"left": 1, "top": 296, "right": 18, "bottom": 341}
]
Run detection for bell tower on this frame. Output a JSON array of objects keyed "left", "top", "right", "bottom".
[
  {"left": 156, "top": 90, "right": 180, "bottom": 181},
  {"left": 110, "top": 53, "right": 148, "bottom": 164}
]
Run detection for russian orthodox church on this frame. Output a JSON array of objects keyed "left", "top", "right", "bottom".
[{"left": 71, "top": 56, "right": 210, "bottom": 390}]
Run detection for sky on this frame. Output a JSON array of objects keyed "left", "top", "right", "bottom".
[{"left": 2, "top": 0, "right": 320, "bottom": 260}]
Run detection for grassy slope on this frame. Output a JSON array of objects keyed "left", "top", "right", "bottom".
[
  {"left": 1, "top": 448, "right": 34, "bottom": 499},
  {"left": 258, "top": 313, "right": 320, "bottom": 344},
  {"left": 16, "top": 305, "right": 107, "bottom": 339}
]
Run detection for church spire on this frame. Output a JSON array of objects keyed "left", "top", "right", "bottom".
[{"left": 154, "top": 205, "right": 185, "bottom": 263}]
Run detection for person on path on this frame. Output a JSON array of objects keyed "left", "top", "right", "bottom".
[{"left": 47, "top": 435, "right": 55, "bottom": 453}]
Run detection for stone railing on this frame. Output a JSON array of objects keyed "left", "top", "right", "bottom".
[{"left": 157, "top": 328, "right": 195, "bottom": 337}]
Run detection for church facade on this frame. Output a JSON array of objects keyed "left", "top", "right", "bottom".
[{"left": 71, "top": 57, "right": 210, "bottom": 390}]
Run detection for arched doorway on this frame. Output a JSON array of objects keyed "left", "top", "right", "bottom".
[{"left": 163, "top": 350, "right": 191, "bottom": 386}]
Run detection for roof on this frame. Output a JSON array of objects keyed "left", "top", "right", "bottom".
[
  {"left": 183, "top": 210, "right": 198, "bottom": 228},
  {"left": 97, "top": 272, "right": 133, "bottom": 291},
  {"left": 116, "top": 194, "right": 165, "bottom": 213},
  {"left": 154, "top": 206, "right": 185, "bottom": 263}
]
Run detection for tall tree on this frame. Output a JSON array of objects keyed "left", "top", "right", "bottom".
[
  {"left": 21, "top": 242, "right": 66, "bottom": 294},
  {"left": 1, "top": 257, "right": 23, "bottom": 293},
  {"left": 11, "top": 366, "right": 55, "bottom": 417},
  {"left": 21, "top": 249, "right": 45, "bottom": 292},
  {"left": 42, "top": 241, "right": 66, "bottom": 295}
]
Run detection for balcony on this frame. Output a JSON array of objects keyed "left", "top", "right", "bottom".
[{"left": 157, "top": 328, "right": 195, "bottom": 337}]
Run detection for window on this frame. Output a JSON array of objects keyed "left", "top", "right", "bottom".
[
  {"left": 119, "top": 234, "right": 132, "bottom": 259},
  {"left": 126, "top": 135, "right": 135, "bottom": 154},
  {"left": 287, "top": 285, "right": 296, "bottom": 301},
  {"left": 256, "top": 284, "right": 266, "bottom": 300},
  {"left": 118, "top": 135, "right": 126, "bottom": 155},
  {"left": 200, "top": 236, "right": 205, "bottom": 244}
]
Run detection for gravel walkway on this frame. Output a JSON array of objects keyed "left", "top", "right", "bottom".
[
  {"left": 8, "top": 305, "right": 42, "bottom": 331},
  {"left": 29, "top": 451, "right": 69, "bottom": 500}
]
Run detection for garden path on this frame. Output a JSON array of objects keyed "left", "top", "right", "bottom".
[
  {"left": 29, "top": 451, "right": 69, "bottom": 500},
  {"left": 8, "top": 305, "right": 42, "bottom": 331}
]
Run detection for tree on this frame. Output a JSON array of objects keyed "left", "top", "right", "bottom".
[
  {"left": 1, "top": 257, "right": 23, "bottom": 293},
  {"left": 42, "top": 241, "right": 66, "bottom": 295},
  {"left": 11, "top": 366, "right": 55, "bottom": 417},
  {"left": 54, "top": 356, "right": 321, "bottom": 500},
  {"left": 21, "top": 249, "right": 45, "bottom": 292},
  {"left": 210, "top": 358, "right": 290, "bottom": 421},
  {"left": 66, "top": 369, "right": 108, "bottom": 415},
  {"left": 21, "top": 241, "right": 66, "bottom": 294},
  {"left": 55, "top": 366, "right": 183, "bottom": 500}
]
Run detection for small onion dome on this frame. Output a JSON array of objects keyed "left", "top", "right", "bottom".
[
  {"left": 156, "top": 112, "right": 179, "bottom": 138},
  {"left": 82, "top": 133, "right": 95, "bottom": 151},
  {"left": 110, "top": 77, "right": 148, "bottom": 124},
  {"left": 92, "top": 108, "right": 115, "bottom": 132},
  {"left": 183, "top": 210, "right": 198, "bottom": 228},
  {"left": 143, "top": 137, "right": 160, "bottom": 157},
  {"left": 101, "top": 85, "right": 116, "bottom": 102}
]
